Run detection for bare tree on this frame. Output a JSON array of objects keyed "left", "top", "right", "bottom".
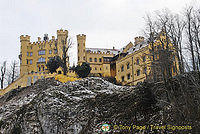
[
  {"left": 168, "top": 14, "right": 186, "bottom": 74},
  {"left": 6, "top": 60, "right": 19, "bottom": 85},
  {"left": 144, "top": 10, "right": 178, "bottom": 84},
  {"left": 185, "top": 7, "right": 196, "bottom": 71},
  {"left": 0, "top": 61, "right": 7, "bottom": 89},
  {"left": 61, "top": 37, "right": 73, "bottom": 75}
]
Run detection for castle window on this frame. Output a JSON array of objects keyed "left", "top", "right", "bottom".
[
  {"left": 121, "top": 76, "right": 124, "bottom": 82},
  {"left": 38, "top": 67, "right": 41, "bottom": 72},
  {"left": 78, "top": 57, "right": 80, "bottom": 61},
  {"left": 27, "top": 52, "right": 29, "bottom": 56},
  {"left": 121, "top": 65, "right": 124, "bottom": 72},
  {"left": 38, "top": 57, "right": 45, "bottom": 63},
  {"left": 143, "top": 56, "right": 146, "bottom": 62},
  {"left": 49, "top": 50, "right": 52, "bottom": 54},
  {"left": 38, "top": 50, "right": 45, "bottom": 55},
  {"left": 136, "top": 59, "right": 140, "bottom": 65},
  {"left": 54, "top": 49, "right": 57, "bottom": 54},
  {"left": 83, "top": 56, "right": 85, "bottom": 60},
  {"left": 99, "top": 58, "right": 102, "bottom": 62},
  {"left": 127, "top": 63, "right": 130, "bottom": 69},
  {"left": 30, "top": 60, "right": 32, "bottom": 65},
  {"left": 26, "top": 59, "right": 29, "bottom": 64},
  {"left": 100, "top": 68, "right": 101, "bottom": 70},
  {"left": 127, "top": 73, "right": 131, "bottom": 80},
  {"left": 137, "top": 69, "right": 140, "bottom": 76},
  {"left": 42, "top": 66, "right": 45, "bottom": 71},
  {"left": 95, "top": 67, "right": 97, "bottom": 70},
  {"left": 94, "top": 58, "right": 97, "bottom": 62},
  {"left": 143, "top": 67, "right": 147, "bottom": 74},
  {"left": 90, "top": 58, "right": 92, "bottom": 62},
  {"left": 30, "top": 52, "right": 33, "bottom": 56},
  {"left": 172, "top": 66, "right": 176, "bottom": 73}
]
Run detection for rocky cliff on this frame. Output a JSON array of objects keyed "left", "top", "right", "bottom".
[{"left": 0, "top": 73, "right": 199, "bottom": 134}]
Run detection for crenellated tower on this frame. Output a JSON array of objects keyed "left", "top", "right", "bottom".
[
  {"left": 19, "top": 35, "right": 30, "bottom": 76},
  {"left": 57, "top": 29, "right": 69, "bottom": 68},
  {"left": 77, "top": 34, "right": 86, "bottom": 65}
]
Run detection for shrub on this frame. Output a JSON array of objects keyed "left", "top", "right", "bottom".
[
  {"left": 74, "top": 62, "right": 91, "bottom": 78},
  {"left": 46, "top": 56, "right": 62, "bottom": 74}
]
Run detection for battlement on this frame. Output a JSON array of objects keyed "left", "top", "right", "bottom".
[
  {"left": 77, "top": 34, "right": 86, "bottom": 40},
  {"left": 20, "top": 35, "right": 30, "bottom": 42},
  {"left": 57, "top": 29, "right": 68, "bottom": 36}
]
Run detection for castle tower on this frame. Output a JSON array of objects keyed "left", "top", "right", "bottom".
[
  {"left": 19, "top": 35, "right": 30, "bottom": 76},
  {"left": 77, "top": 34, "right": 86, "bottom": 65},
  {"left": 57, "top": 29, "right": 69, "bottom": 68}
]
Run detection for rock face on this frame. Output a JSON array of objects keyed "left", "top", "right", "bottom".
[{"left": 0, "top": 75, "right": 199, "bottom": 134}]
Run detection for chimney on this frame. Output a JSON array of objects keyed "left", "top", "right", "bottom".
[
  {"left": 38, "top": 37, "right": 41, "bottom": 42},
  {"left": 134, "top": 36, "right": 144, "bottom": 46},
  {"left": 44, "top": 34, "right": 49, "bottom": 41}
]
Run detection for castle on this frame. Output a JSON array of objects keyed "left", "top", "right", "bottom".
[
  {"left": 77, "top": 34, "right": 178, "bottom": 85},
  {"left": 0, "top": 29, "right": 179, "bottom": 96}
]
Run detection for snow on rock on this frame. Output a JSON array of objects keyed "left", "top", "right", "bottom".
[{"left": 0, "top": 75, "right": 199, "bottom": 134}]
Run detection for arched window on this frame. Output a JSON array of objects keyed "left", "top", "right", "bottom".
[
  {"left": 137, "top": 69, "right": 140, "bottom": 76},
  {"left": 136, "top": 59, "right": 140, "bottom": 65},
  {"left": 143, "top": 56, "right": 146, "bottom": 62},
  {"left": 143, "top": 67, "right": 147, "bottom": 74},
  {"left": 121, "top": 65, "right": 124, "bottom": 72},
  {"left": 89, "top": 58, "right": 92, "bottom": 62},
  {"left": 127, "top": 63, "right": 130, "bottom": 69}
]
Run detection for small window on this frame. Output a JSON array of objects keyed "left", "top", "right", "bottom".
[
  {"left": 127, "top": 73, "right": 130, "bottom": 80},
  {"left": 121, "top": 65, "right": 124, "bottom": 72},
  {"left": 95, "top": 67, "right": 97, "bottom": 70},
  {"left": 136, "top": 59, "right": 140, "bottom": 65},
  {"left": 137, "top": 69, "right": 140, "bottom": 76},
  {"left": 49, "top": 50, "right": 52, "bottom": 54},
  {"left": 38, "top": 67, "right": 41, "bottom": 71},
  {"left": 30, "top": 52, "right": 33, "bottom": 56},
  {"left": 30, "top": 60, "right": 32, "bottom": 65},
  {"left": 121, "top": 76, "right": 125, "bottom": 82},
  {"left": 143, "top": 67, "right": 147, "bottom": 74},
  {"left": 94, "top": 58, "right": 97, "bottom": 62},
  {"left": 172, "top": 66, "right": 176, "bottom": 73},
  {"left": 83, "top": 56, "right": 85, "bottom": 60},
  {"left": 38, "top": 57, "right": 45, "bottom": 62},
  {"left": 99, "top": 58, "right": 102, "bottom": 62},
  {"left": 127, "top": 63, "right": 130, "bottom": 69},
  {"left": 54, "top": 49, "right": 57, "bottom": 54},
  {"left": 27, "top": 52, "right": 29, "bottom": 56},
  {"left": 26, "top": 59, "right": 29, "bottom": 64},
  {"left": 100, "top": 68, "right": 102, "bottom": 70},
  {"left": 38, "top": 50, "right": 45, "bottom": 55},
  {"left": 90, "top": 58, "right": 92, "bottom": 62},
  {"left": 143, "top": 56, "right": 146, "bottom": 62}
]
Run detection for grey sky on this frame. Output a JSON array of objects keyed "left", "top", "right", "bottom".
[{"left": 0, "top": 0, "right": 197, "bottom": 65}]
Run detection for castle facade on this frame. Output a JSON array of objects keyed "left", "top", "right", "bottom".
[{"left": 0, "top": 29, "right": 179, "bottom": 96}]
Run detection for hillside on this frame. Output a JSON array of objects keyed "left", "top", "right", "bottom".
[{"left": 0, "top": 73, "right": 200, "bottom": 134}]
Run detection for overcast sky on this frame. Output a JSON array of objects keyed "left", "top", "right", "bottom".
[{"left": 0, "top": 0, "right": 198, "bottom": 65}]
